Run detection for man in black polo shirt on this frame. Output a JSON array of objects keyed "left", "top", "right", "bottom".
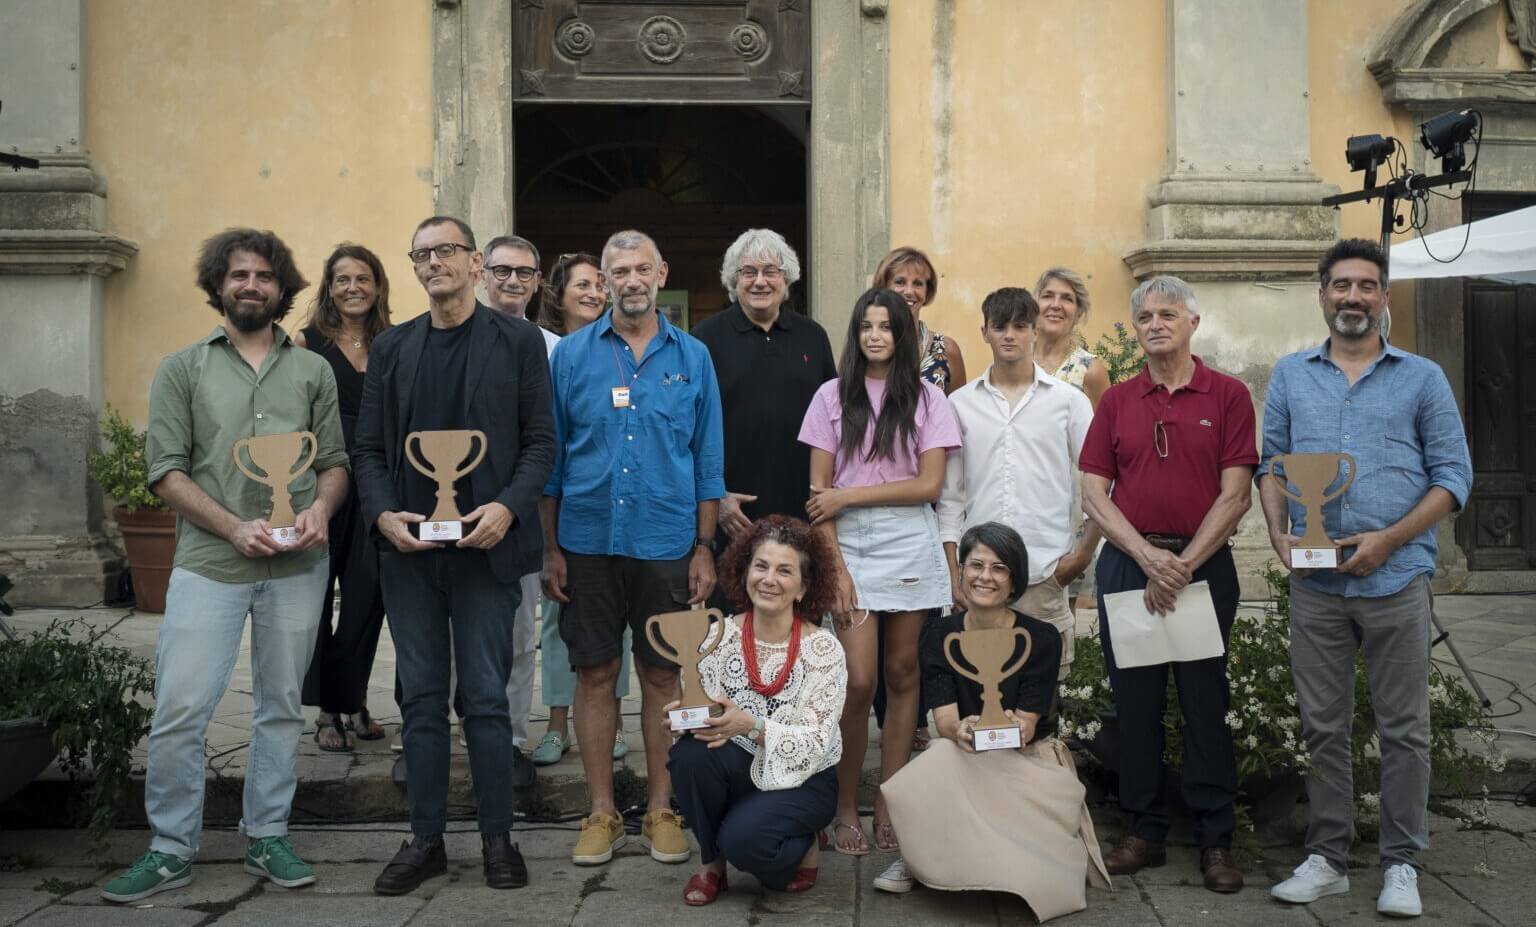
[{"left": 692, "top": 228, "right": 837, "bottom": 562}]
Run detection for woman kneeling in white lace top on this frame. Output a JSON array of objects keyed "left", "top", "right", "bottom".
[{"left": 667, "top": 515, "right": 848, "bottom": 906}]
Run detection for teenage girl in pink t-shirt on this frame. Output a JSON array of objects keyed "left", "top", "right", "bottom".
[{"left": 797, "top": 287, "right": 960, "bottom": 856}]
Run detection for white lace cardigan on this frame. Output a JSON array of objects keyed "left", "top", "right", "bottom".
[{"left": 696, "top": 618, "right": 848, "bottom": 791}]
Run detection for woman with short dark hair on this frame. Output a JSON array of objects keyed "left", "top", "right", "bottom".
[
  {"left": 667, "top": 516, "right": 848, "bottom": 905},
  {"left": 875, "top": 522, "right": 1111, "bottom": 918}
]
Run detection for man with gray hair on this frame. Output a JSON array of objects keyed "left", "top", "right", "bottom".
[
  {"left": 1079, "top": 275, "right": 1256, "bottom": 893},
  {"left": 693, "top": 228, "right": 837, "bottom": 548},
  {"left": 540, "top": 229, "right": 725, "bottom": 868}
]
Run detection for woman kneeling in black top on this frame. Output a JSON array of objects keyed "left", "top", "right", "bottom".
[{"left": 878, "top": 522, "right": 1111, "bottom": 921}]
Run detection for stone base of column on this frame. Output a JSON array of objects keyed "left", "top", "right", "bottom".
[{"left": 0, "top": 533, "right": 123, "bottom": 608}]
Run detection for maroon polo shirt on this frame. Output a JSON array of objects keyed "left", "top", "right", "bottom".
[{"left": 1079, "top": 355, "right": 1258, "bottom": 538}]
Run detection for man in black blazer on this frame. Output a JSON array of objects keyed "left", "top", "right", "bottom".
[{"left": 353, "top": 215, "right": 554, "bottom": 896}]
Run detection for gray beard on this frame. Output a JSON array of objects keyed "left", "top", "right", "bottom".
[
  {"left": 1331, "top": 309, "right": 1378, "bottom": 339},
  {"left": 617, "top": 297, "right": 653, "bottom": 318}
]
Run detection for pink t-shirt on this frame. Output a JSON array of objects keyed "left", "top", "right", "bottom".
[{"left": 798, "top": 377, "right": 961, "bottom": 488}]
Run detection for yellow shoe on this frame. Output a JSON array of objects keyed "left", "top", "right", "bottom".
[
  {"left": 641, "top": 809, "right": 691, "bottom": 864},
  {"left": 572, "top": 812, "right": 626, "bottom": 866}
]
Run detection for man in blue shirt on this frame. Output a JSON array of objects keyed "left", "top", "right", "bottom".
[
  {"left": 1259, "top": 239, "right": 1472, "bottom": 919},
  {"left": 540, "top": 229, "right": 725, "bottom": 868}
]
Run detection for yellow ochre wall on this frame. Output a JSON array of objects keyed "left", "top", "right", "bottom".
[
  {"left": 887, "top": 0, "right": 1427, "bottom": 368},
  {"left": 88, "top": 0, "right": 435, "bottom": 424}
]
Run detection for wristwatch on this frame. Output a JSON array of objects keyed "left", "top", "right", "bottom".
[
  {"left": 694, "top": 535, "right": 716, "bottom": 554},
  {"left": 750, "top": 714, "right": 766, "bottom": 740}
]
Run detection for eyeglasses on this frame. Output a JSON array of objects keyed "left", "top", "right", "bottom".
[
  {"left": 961, "top": 560, "right": 1011, "bottom": 580},
  {"left": 407, "top": 243, "right": 473, "bottom": 264},
  {"left": 487, "top": 264, "right": 538, "bottom": 282},
  {"left": 737, "top": 266, "right": 784, "bottom": 282},
  {"left": 1154, "top": 420, "right": 1169, "bottom": 459}
]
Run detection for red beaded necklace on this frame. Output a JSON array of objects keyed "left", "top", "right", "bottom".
[{"left": 742, "top": 611, "right": 800, "bottom": 697}]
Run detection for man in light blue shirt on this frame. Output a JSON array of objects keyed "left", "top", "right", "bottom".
[
  {"left": 540, "top": 229, "right": 725, "bottom": 868},
  {"left": 1259, "top": 239, "right": 1472, "bottom": 919}
]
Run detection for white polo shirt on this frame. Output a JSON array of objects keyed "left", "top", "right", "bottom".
[{"left": 937, "top": 364, "right": 1094, "bottom": 585}]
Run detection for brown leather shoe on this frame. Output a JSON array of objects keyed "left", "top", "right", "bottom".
[
  {"left": 1201, "top": 847, "right": 1244, "bottom": 893},
  {"left": 1103, "top": 836, "right": 1166, "bottom": 875}
]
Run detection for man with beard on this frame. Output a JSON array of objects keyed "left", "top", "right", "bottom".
[
  {"left": 104, "top": 229, "right": 350, "bottom": 903},
  {"left": 1261, "top": 239, "right": 1471, "bottom": 919},
  {"left": 355, "top": 216, "right": 554, "bottom": 895},
  {"left": 541, "top": 229, "right": 724, "bottom": 867},
  {"left": 481, "top": 233, "right": 555, "bottom": 790}
]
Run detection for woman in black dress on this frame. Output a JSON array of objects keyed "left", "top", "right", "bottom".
[
  {"left": 295, "top": 243, "right": 393, "bottom": 751},
  {"left": 878, "top": 522, "right": 1110, "bottom": 920}
]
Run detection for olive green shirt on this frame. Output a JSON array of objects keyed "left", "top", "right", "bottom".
[{"left": 145, "top": 325, "right": 349, "bottom": 583}]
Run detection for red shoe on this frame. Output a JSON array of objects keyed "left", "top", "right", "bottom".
[
  {"left": 683, "top": 869, "right": 728, "bottom": 906},
  {"left": 785, "top": 867, "right": 818, "bottom": 893}
]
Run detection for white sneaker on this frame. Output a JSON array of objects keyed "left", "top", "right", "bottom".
[
  {"left": 1377, "top": 864, "right": 1421, "bottom": 918},
  {"left": 1270, "top": 853, "right": 1349, "bottom": 903},
  {"left": 873, "top": 857, "right": 914, "bottom": 894}
]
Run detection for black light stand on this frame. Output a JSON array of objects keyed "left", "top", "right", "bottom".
[{"left": 1320, "top": 170, "right": 1471, "bottom": 276}]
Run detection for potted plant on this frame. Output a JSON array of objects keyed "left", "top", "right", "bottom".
[
  {"left": 0, "top": 619, "right": 154, "bottom": 845},
  {"left": 88, "top": 405, "right": 175, "bottom": 613}
]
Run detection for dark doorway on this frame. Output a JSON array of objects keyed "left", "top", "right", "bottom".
[
  {"left": 1458, "top": 193, "right": 1536, "bottom": 570},
  {"left": 514, "top": 104, "right": 808, "bottom": 331}
]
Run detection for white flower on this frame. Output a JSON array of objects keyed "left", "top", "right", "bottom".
[
  {"left": 1486, "top": 751, "right": 1507, "bottom": 773},
  {"left": 1360, "top": 793, "right": 1381, "bottom": 811},
  {"left": 1059, "top": 719, "right": 1076, "bottom": 737},
  {"left": 1100, "top": 678, "right": 1111, "bottom": 691},
  {"left": 1080, "top": 721, "right": 1101, "bottom": 742},
  {"left": 1286, "top": 693, "right": 1297, "bottom": 707},
  {"left": 1267, "top": 666, "right": 1285, "bottom": 682},
  {"left": 1244, "top": 735, "right": 1258, "bottom": 749},
  {"left": 1225, "top": 711, "right": 1241, "bottom": 730}
]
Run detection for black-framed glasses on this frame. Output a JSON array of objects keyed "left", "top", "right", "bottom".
[
  {"left": 1154, "top": 420, "right": 1169, "bottom": 459},
  {"left": 487, "top": 264, "right": 538, "bottom": 282},
  {"left": 407, "top": 242, "right": 473, "bottom": 264}
]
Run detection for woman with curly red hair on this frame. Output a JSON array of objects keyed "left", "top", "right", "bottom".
[{"left": 665, "top": 516, "right": 848, "bottom": 905}]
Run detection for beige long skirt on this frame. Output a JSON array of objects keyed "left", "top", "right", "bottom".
[{"left": 881, "top": 737, "right": 1112, "bottom": 922}]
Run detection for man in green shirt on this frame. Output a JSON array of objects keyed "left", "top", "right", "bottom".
[{"left": 102, "top": 228, "right": 349, "bottom": 904}]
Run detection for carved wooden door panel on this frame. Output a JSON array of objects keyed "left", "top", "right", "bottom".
[
  {"left": 1459, "top": 197, "right": 1536, "bottom": 569},
  {"left": 513, "top": 0, "right": 810, "bottom": 104}
]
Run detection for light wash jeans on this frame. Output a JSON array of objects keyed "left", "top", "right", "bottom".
[
  {"left": 505, "top": 572, "right": 541, "bottom": 747},
  {"left": 144, "top": 561, "right": 328, "bottom": 858}
]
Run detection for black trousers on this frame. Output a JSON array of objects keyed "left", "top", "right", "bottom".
[
  {"left": 302, "top": 484, "right": 387, "bottom": 715},
  {"left": 1096, "top": 542, "right": 1239, "bottom": 849},
  {"left": 669, "top": 734, "right": 837, "bottom": 890}
]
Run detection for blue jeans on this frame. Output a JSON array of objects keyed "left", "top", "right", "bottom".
[
  {"left": 381, "top": 548, "right": 519, "bottom": 836},
  {"left": 145, "top": 561, "right": 328, "bottom": 858}
]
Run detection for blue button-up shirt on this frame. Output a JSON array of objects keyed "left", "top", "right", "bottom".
[
  {"left": 545, "top": 310, "right": 726, "bottom": 559},
  {"left": 1260, "top": 338, "right": 1472, "bottom": 598}
]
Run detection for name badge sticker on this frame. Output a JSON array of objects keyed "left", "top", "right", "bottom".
[{"left": 612, "top": 386, "right": 631, "bottom": 409}]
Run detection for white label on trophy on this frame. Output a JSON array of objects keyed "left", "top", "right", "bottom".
[
  {"left": 269, "top": 525, "right": 298, "bottom": 546},
  {"left": 1291, "top": 546, "right": 1338, "bottom": 569},
  {"left": 419, "top": 520, "right": 464, "bottom": 541},
  {"left": 975, "top": 726, "right": 1021, "bottom": 751},
  {"left": 670, "top": 706, "right": 711, "bottom": 731}
]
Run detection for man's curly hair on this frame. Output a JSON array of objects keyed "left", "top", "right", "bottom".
[
  {"left": 716, "top": 515, "right": 839, "bottom": 620},
  {"left": 194, "top": 227, "right": 309, "bottom": 319}
]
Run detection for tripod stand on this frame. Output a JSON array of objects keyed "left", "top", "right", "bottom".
[{"left": 1430, "top": 600, "right": 1493, "bottom": 709}]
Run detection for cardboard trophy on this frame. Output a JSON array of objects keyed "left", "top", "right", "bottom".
[
  {"left": 646, "top": 607, "right": 726, "bottom": 731},
  {"left": 944, "top": 626, "right": 1033, "bottom": 751},
  {"left": 232, "top": 431, "right": 318, "bottom": 545},
  {"left": 1267, "top": 452, "right": 1356, "bottom": 569},
  {"left": 405, "top": 429, "right": 487, "bottom": 541}
]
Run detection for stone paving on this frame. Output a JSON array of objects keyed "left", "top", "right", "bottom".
[{"left": 1, "top": 593, "right": 1533, "bottom": 923}]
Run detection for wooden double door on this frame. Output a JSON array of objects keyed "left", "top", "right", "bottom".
[{"left": 1460, "top": 195, "right": 1536, "bottom": 570}]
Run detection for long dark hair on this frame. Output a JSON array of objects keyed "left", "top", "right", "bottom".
[
  {"left": 837, "top": 288, "right": 923, "bottom": 464},
  {"left": 540, "top": 252, "right": 603, "bottom": 335},
  {"left": 304, "top": 243, "right": 392, "bottom": 347}
]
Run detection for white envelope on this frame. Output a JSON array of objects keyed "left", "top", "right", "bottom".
[{"left": 1103, "top": 581, "right": 1225, "bottom": 669}]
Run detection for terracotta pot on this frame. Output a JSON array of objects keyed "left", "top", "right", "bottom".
[
  {"left": 0, "top": 717, "right": 57, "bottom": 804},
  {"left": 113, "top": 506, "right": 177, "bottom": 614}
]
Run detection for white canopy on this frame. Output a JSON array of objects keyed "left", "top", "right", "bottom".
[{"left": 1389, "top": 204, "right": 1536, "bottom": 285}]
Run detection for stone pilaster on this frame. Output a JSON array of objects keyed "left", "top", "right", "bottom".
[{"left": 0, "top": 0, "right": 137, "bottom": 605}]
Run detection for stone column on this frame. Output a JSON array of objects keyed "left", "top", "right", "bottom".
[
  {"left": 0, "top": 0, "right": 137, "bottom": 605},
  {"left": 1123, "top": 0, "right": 1340, "bottom": 596}
]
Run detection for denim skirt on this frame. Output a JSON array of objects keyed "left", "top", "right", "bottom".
[{"left": 836, "top": 504, "right": 950, "bottom": 613}]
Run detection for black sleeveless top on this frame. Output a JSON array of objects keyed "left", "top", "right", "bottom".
[{"left": 300, "top": 326, "right": 365, "bottom": 451}]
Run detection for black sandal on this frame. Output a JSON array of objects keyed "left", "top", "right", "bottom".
[
  {"left": 350, "top": 706, "right": 387, "bottom": 741},
  {"left": 314, "top": 713, "right": 352, "bottom": 752}
]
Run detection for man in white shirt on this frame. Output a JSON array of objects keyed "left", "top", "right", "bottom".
[{"left": 938, "top": 286, "right": 1098, "bottom": 677}]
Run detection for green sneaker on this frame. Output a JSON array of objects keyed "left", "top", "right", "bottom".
[
  {"left": 100, "top": 850, "right": 192, "bottom": 903},
  {"left": 244, "top": 836, "right": 316, "bottom": 888}
]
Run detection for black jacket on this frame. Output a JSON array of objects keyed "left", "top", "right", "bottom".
[{"left": 353, "top": 302, "right": 555, "bottom": 583}]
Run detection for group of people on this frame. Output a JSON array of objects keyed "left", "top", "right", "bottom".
[{"left": 102, "top": 216, "right": 1470, "bottom": 923}]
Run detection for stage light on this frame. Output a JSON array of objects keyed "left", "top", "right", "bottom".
[
  {"left": 1420, "top": 110, "right": 1477, "bottom": 173},
  {"left": 1345, "top": 134, "right": 1394, "bottom": 190}
]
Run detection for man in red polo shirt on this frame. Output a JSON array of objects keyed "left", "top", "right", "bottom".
[{"left": 1079, "top": 275, "right": 1257, "bottom": 894}]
